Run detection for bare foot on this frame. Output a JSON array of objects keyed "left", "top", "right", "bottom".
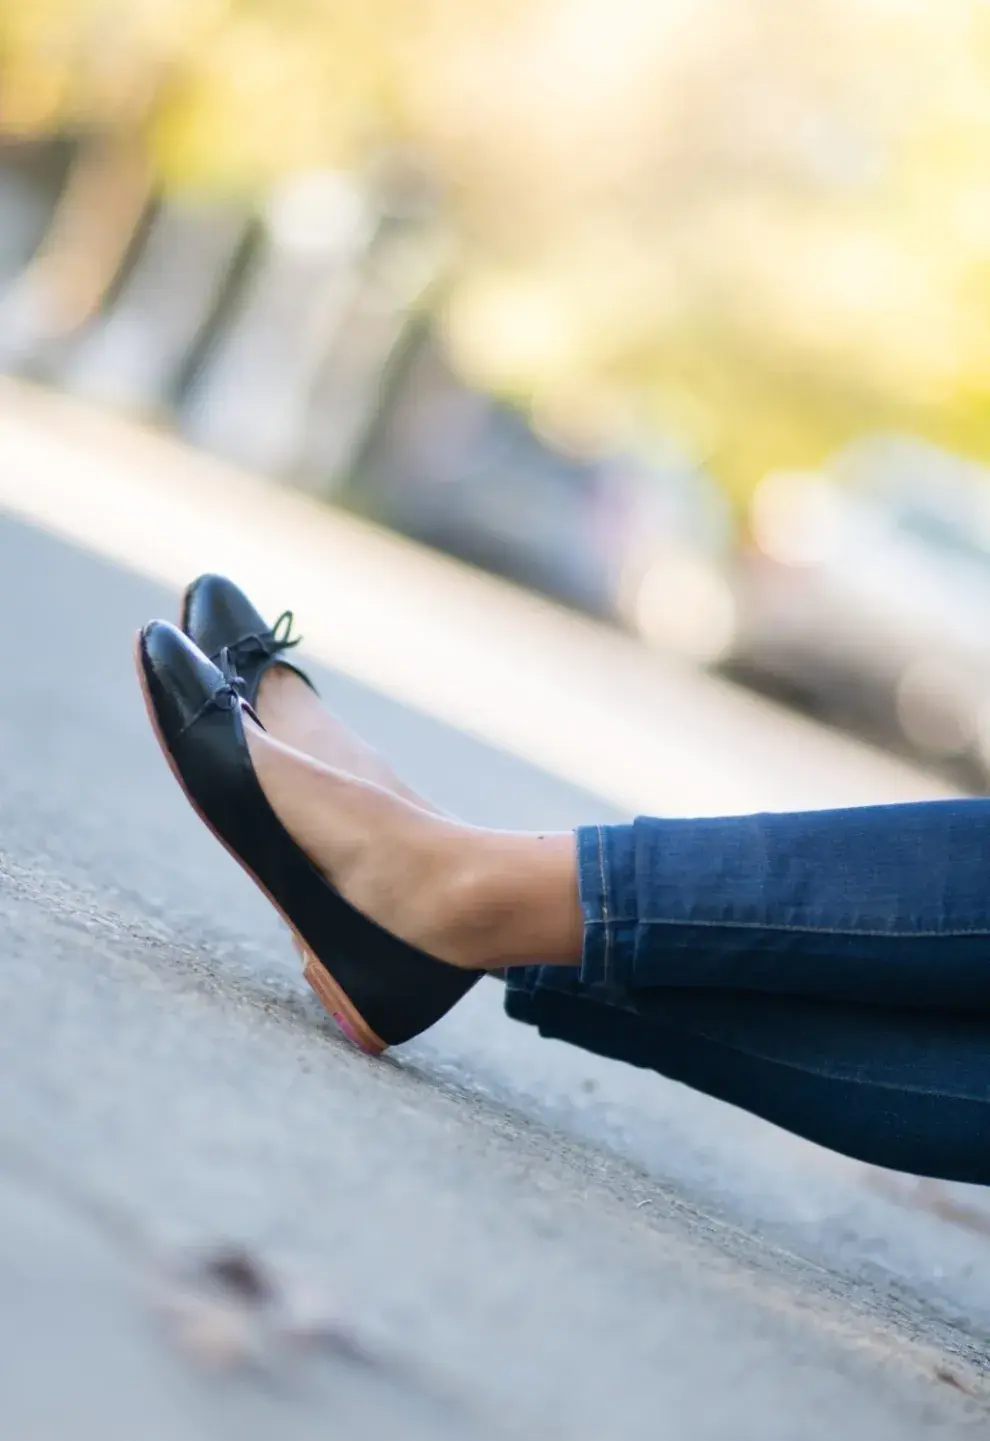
[
  {"left": 255, "top": 666, "right": 444, "bottom": 816},
  {"left": 243, "top": 719, "right": 583, "bottom": 972}
]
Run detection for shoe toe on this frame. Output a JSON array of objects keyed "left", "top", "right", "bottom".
[
  {"left": 138, "top": 620, "right": 225, "bottom": 742},
  {"left": 183, "top": 574, "right": 267, "bottom": 659}
]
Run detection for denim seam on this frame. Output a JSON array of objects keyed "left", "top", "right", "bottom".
[
  {"left": 533, "top": 986, "right": 970, "bottom": 1099},
  {"left": 637, "top": 916, "right": 990, "bottom": 939}
]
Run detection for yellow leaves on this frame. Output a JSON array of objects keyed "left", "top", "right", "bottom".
[
  {"left": 0, "top": 59, "right": 68, "bottom": 135},
  {"left": 152, "top": 15, "right": 361, "bottom": 189},
  {"left": 10, "top": 0, "right": 990, "bottom": 489}
]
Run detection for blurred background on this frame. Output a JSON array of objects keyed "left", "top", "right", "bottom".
[{"left": 4, "top": 0, "right": 990, "bottom": 787}]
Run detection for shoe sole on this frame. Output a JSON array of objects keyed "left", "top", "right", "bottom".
[{"left": 134, "top": 631, "right": 387, "bottom": 1056}]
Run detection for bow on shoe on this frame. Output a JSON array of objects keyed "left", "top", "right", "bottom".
[
  {"left": 216, "top": 645, "right": 247, "bottom": 701},
  {"left": 217, "top": 646, "right": 264, "bottom": 727},
  {"left": 222, "top": 610, "right": 302, "bottom": 678},
  {"left": 177, "top": 646, "right": 262, "bottom": 736}
]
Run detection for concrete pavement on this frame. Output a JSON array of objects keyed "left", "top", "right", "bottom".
[{"left": 0, "top": 397, "right": 988, "bottom": 1437}]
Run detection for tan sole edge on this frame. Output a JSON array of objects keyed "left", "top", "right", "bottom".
[{"left": 135, "top": 629, "right": 388, "bottom": 1057}]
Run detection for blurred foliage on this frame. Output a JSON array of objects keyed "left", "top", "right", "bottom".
[{"left": 3, "top": 0, "right": 990, "bottom": 495}]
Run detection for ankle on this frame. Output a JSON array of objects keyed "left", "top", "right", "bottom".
[
  {"left": 256, "top": 665, "right": 317, "bottom": 731},
  {"left": 436, "top": 831, "right": 582, "bottom": 970}
]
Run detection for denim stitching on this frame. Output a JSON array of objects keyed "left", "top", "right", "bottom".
[
  {"left": 598, "top": 824, "right": 612, "bottom": 983},
  {"left": 637, "top": 916, "right": 990, "bottom": 938}
]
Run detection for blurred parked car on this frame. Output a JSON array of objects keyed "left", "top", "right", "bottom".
[
  {"left": 727, "top": 436, "right": 990, "bottom": 782},
  {"left": 353, "top": 330, "right": 736, "bottom": 662}
]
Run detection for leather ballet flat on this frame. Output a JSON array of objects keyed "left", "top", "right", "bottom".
[
  {"left": 135, "top": 620, "right": 480, "bottom": 1053},
  {"left": 181, "top": 572, "right": 315, "bottom": 707}
]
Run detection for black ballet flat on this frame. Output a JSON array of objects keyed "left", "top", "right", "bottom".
[
  {"left": 180, "top": 573, "right": 315, "bottom": 708},
  {"left": 135, "top": 621, "right": 480, "bottom": 1053}
]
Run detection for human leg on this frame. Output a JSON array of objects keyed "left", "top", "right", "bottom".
[
  {"left": 505, "top": 967, "right": 990, "bottom": 1183},
  {"left": 498, "top": 803, "right": 990, "bottom": 1182},
  {"left": 574, "top": 805, "right": 990, "bottom": 1009}
]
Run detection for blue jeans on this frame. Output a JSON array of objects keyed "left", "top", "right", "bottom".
[{"left": 505, "top": 801, "right": 990, "bottom": 1184}]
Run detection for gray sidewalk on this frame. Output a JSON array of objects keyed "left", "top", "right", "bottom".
[{"left": 0, "top": 410, "right": 987, "bottom": 1435}]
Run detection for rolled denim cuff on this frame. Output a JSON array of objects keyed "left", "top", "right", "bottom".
[
  {"left": 576, "top": 823, "right": 638, "bottom": 989},
  {"left": 503, "top": 825, "right": 638, "bottom": 1021}
]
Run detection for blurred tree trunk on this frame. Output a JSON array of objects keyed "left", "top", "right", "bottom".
[{"left": 13, "top": 131, "right": 153, "bottom": 342}]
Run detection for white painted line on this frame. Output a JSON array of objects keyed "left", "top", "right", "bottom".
[{"left": 0, "top": 377, "right": 953, "bottom": 816}]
